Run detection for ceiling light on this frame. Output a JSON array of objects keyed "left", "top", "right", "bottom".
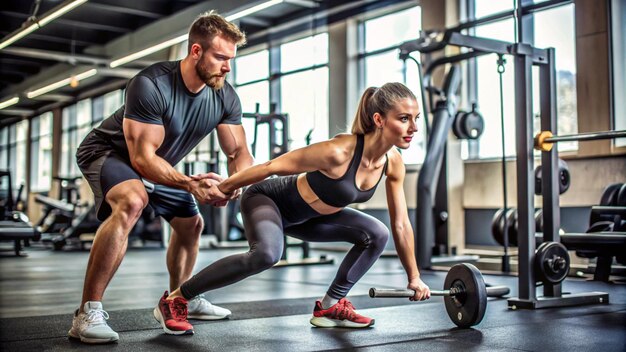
[
  {"left": 225, "top": 0, "right": 283, "bottom": 21},
  {"left": 109, "top": 0, "right": 284, "bottom": 68},
  {"left": 0, "top": 97, "right": 19, "bottom": 110},
  {"left": 0, "top": 0, "right": 87, "bottom": 50},
  {"left": 26, "top": 69, "right": 97, "bottom": 99},
  {"left": 110, "top": 34, "right": 187, "bottom": 68}
]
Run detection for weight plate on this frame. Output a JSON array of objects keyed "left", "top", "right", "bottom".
[
  {"left": 535, "top": 241, "right": 570, "bottom": 284},
  {"left": 506, "top": 209, "right": 518, "bottom": 247},
  {"left": 492, "top": 208, "right": 517, "bottom": 247},
  {"left": 534, "top": 159, "right": 571, "bottom": 196},
  {"left": 558, "top": 159, "right": 571, "bottom": 195},
  {"left": 599, "top": 183, "right": 623, "bottom": 206},
  {"left": 616, "top": 183, "right": 626, "bottom": 207},
  {"left": 453, "top": 111, "right": 469, "bottom": 139},
  {"left": 462, "top": 111, "right": 484, "bottom": 139},
  {"left": 491, "top": 208, "right": 506, "bottom": 246},
  {"left": 443, "top": 263, "right": 487, "bottom": 328},
  {"left": 535, "top": 208, "right": 544, "bottom": 233}
]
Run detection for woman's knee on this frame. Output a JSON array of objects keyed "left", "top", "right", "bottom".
[
  {"left": 371, "top": 222, "right": 390, "bottom": 247},
  {"left": 358, "top": 222, "right": 389, "bottom": 249},
  {"left": 248, "top": 244, "right": 282, "bottom": 271}
]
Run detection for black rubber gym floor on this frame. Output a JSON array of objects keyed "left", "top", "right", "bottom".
[{"left": 1, "top": 245, "right": 625, "bottom": 351}]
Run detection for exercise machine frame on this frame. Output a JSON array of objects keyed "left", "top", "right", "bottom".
[{"left": 400, "top": 26, "right": 608, "bottom": 309}]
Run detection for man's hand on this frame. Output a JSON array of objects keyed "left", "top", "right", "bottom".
[
  {"left": 190, "top": 172, "right": 224, "bottom": 182},
  {"left": 408, "top": 278, "right": 431, "bottom": 301},
  {"left": 191, "top": 172, "right": 242, "bottom": 203},
  {"left": 188, "top": 177, "right": 230, "bottom": 207}
]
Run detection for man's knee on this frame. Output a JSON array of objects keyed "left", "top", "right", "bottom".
[
  {"left": 189, "top": 215, "right": 204, "bottom": 236},
  {"left": 170, "top": 215, "right": 204, "bottom": 242},
  {"left": 110, "top": 191, "right": 149, "bottom": 223}
]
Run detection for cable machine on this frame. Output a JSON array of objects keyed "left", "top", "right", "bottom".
[{"left": 398, "top": 9, "right": 609, "bottom": 308}]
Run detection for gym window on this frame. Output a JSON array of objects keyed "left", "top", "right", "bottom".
[
  {"left": 10, "top": 120, "right": 28, "bottom": 192},
  {"left": 30, "top": 112, "right": 53, "bottom": 192},
  {"left": 466, "top": 0, "right": 578, "bottom": 159},
  {"left": 279, "top": 33, "right": 329, "bottom": 150},
  {"left": 359, "top": 6, "right": 426, "bottom": 165},
  {"left": 234, "top": 33, "right": 330, "bottom": 161},
  {"left": 234, "top": 49, "right": 270, "bottom": 162},
  {"left": 0, "top": 128, "right": 7, "bottom": 169},
  {"left": 92, "top": 90, "right": 123, "bottom": 127},
  {"left": 60, "top": 99, "right": 92, "bottom": 178},
  {"left": 611, "top": 0, "right": 626, "bottom": 148}
]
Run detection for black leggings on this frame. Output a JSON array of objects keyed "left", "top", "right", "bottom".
[{"left": 180, "top": 175, "right": 389, "bottom": 300}]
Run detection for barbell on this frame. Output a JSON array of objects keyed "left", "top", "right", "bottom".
[
  {"left": 534, "top": 130, "right": 626, "bottom": 152},
  {"left": 369, "top": 263, "right": 509, "bottom": 328}
]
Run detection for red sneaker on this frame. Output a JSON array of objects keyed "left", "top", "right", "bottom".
[
  {"left": 153, "top": 291, "right": 194, "bottom": 335},
  {"left": 310, "top": 298, "right": 374, "bottom": 328}
]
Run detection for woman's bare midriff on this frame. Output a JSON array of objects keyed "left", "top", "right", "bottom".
[{"left": 296, "top": 173, "right": 343, "bottom": 215}]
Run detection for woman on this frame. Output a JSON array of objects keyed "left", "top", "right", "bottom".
[{"left": 154, "top": 82, "right": 431, "bottom": 335}]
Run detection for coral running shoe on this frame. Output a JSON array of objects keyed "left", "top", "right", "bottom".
[
  {"left": 310, "top": 298, "right": 374, "bottom": 328},
  {"left": 153, "top": 291, "right": 194, "bottom": 335}
]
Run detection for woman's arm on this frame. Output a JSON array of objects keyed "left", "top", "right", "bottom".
[
  {"left": 218, "top": 138, "right": 344, "bottom": 194},
  {"left": 385, "top": 150, "right": 430, "bottom": 300}
]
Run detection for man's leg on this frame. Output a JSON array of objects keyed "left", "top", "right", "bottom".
[
  {"left": 80, "top": 179, "right": 149, "bottom": 307},
  {"left": 165, "top": 214, "right": 234, "bottom": 321},
  {"left": 166, "top": 215, "right": 204, "bottom": 291},
  {"left": 69, "top": 179, "right": 148, "bottom": 343}
]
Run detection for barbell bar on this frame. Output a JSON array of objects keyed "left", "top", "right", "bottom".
[
  {"left": 534, "top": 130, "right": 626, "bottom": 152},
  {"left": 369, "top": 285, "right": 510, "bottom": 298},
  {"left": 369, "top": 263, "right": 510, "bottom": 328}
]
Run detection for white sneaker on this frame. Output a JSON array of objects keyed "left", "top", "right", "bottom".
[
  {"left": 68, "top": 301, "right": 119, "bottom": 344},
  {"left": 187, "top": 294, "right": 231, "bottom": 320}
]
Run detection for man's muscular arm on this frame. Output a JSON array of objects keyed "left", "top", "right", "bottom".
[
  {"left": 123, "top": 118, "right": 193, "bottom": 190},
  {"left": 123, "top": 118, "right": 227, "bottom": 204},
  {"left": 216, "top": 123, "right": 254, "bottom": 176}
]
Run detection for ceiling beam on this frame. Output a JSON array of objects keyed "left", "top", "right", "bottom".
[
  {"left": 86, "top": 3, "right": 165, "bottom": 19},
  {"left": 0, "top": 108, "right": 33, "bottom": 116},
  {"left": 0, "top": 10, "right": 131, "bottom": 35},
  {"left": 240, "top": 16, "right": 272, "bottom": 27},
  {"left": 6, "top": 32, "right": 94, "bottom": 47},
  {"left": 284, "top": 0, "right": 320, "bottom": 8},
  {"left": 0, "top": 0, "right": 283, "bottom": 109},
  {"left": 54, "top": 18, "right": 131, "bottom": 34},
  {"left": 90, "top": 0, "right": 278, "bottom": 57},
  {"left": 1, "top": 47, "right": 156, "bottom": 68},
  {"left": 2, "top": 47, "right": 110, "bottom": 66},
  {"left": 30, "top": 93, "right": 74, "bottom": 102}
]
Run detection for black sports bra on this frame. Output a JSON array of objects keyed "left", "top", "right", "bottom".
[{"left": 306, "top": 134, "right": 388, "bottom": 207}]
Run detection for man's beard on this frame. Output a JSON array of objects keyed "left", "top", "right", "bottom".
[{"left": 195, "top": 59, "right": 225, "bottom": 89}]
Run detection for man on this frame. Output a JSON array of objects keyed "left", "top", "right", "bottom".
[{"left": 69, "top": 12, "right": 253, "bottom": 344}]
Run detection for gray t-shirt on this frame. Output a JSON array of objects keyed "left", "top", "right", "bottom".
[{"left": 77, "top": 60, "right": 241, "bottom": 167}]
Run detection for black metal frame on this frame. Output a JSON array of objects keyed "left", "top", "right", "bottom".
[
  {"left": 507, "top": 45, "right": 608, "bottom": 309},
  {"left": 401, "top": 23, "right": 609, "bottom": 309}
]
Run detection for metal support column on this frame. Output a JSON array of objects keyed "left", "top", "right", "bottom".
[
  {"left": 512, "top": 47, "right": 536, "bottom": 302},
  {"left": 539, "top": 48, "right": 562, "bottom": 297}
]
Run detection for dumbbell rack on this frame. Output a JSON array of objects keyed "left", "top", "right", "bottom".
[{"left": 506, "top": 45, "right": 608, "bottom": 309}]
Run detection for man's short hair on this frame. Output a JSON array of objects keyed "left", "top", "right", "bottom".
[{"left": 188, "top": 11, "right": 247, "bottom": 52}]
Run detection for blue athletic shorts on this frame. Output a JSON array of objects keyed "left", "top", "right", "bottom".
[{"left": 78, "top": 152, "right": 199, "bottom": 222}]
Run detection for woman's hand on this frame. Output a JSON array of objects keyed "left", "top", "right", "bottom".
[{"left": 408, "top": 277, "right": 431, "bottom": 301}]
